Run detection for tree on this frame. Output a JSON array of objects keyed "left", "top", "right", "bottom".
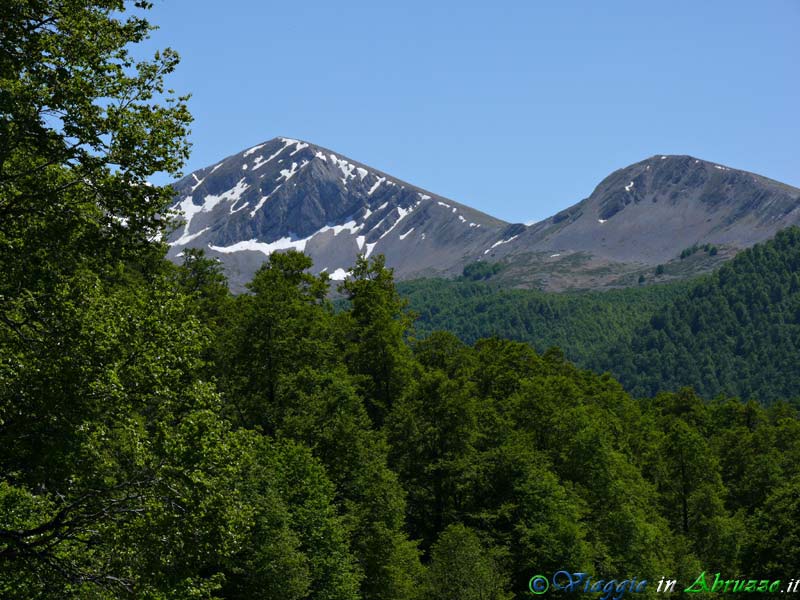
[
  {"left": 339, "top": 255, "right": 415, "bottom": 426},
  {"left": 386, "top": 368, "right": 480, "bottom": 550},
  {"left": 426, "top": 524, "right": 511, "bottom": 600},
  {"left": 0, "top": 2, "right": 244, "bottom": 595},
  {"left": 276, "top": 367, "right": 425, "bottom": 600},
  {"left": 173, "top": 248, "right": 231, "bottom": 323},
  {"left": 216, "top": 250, "right": 334, "bottom": 431},
  {"left": 0, "top": 0, "right": 191, "bottom": 279}
]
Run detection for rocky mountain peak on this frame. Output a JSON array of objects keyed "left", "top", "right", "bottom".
[
  {"left": 166, "top": 138, "right": 800, "bottom": 291},
  {"left": 166, "top": 137, "right": 508, "bottom": 290}
]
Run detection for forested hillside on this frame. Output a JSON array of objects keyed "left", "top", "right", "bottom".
[
  {"left": 181, "top": 251, "right": 800, "bottom": 598},
  {"left": 398, "top": 277, "right": 689, "bottom": 365},
  {"left": 401, "top": 227, "right": 800, "bottom": 405},
  {"left": 600, "top": 227, "right": 800, "bottom": 403}
]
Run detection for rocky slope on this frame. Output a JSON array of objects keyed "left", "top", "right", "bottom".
[
  {"left": 167, "top": 140, "right": 800, "bottom": 291},
  {"left": 167, "top": 137, "right": 510, "bottom": 289}
]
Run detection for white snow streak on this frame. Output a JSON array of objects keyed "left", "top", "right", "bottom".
[
  {"left": 171, "top": 226, "right": 210, "bottom": 247},
  {"left": 190, "top": 173, "right": 204, "bottom": 192},
  {"left": 484, "top": 234, "right": 519, "bottom": 255},
  {"left": 209, "top": 234, "right": 312, "bottom": 256},
  {"left": 179, "top": 179, "right": 249, "bottom": 231},
  {"left": 243, "top": 144, "right": 266, "bottom": 157},
  {"left": 368, "top": 177, "right": 385, "bottom": 195},
  {"left": 250, "top": 184, "right": 282, "bottom": 217},
  {"left": 329, "top": 154, "right": 356, "bottom": 185},
  {"left": 277, "top": 160, "right": 310, "bottom": 183},
  {"left": 289, "top": 142, "right": 309, "bottom": 156}
]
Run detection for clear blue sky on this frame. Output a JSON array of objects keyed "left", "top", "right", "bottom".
[{"left": 140, "top": 0, "right": 799, "bottom": 224}]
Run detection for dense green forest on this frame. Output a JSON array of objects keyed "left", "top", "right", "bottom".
[
  {"left": 3, "top": 2, "right": 800, "bottom": 598},
  {"left": 598, "top": 227, "right": 800, "bottom": 403},
  {"left": 398, "top": 277, "right": 690, "bottom": 366},
  {"left": 401, "top": 228, "right": 800, "bottom": 405}
]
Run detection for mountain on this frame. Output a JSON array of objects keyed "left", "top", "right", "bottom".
[
  {"left": 167, "top": 140, "right": 800, "bottom": 290},
  {"left": 481, "top": 154, "right": 800, "bottom": 289},
  {"left": 166, "top": 137, "right": 510, "bottom": 290}
]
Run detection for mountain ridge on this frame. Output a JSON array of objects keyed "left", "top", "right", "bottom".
[{"left": 167, "top": 138, "right": 800, "bottom": 291}]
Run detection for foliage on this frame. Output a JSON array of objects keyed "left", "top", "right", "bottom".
[
  {"left": 461, "top": 261, "right": 505, "bottom": 281},
  {"left": 602, "top": 227, "right": 800, "bottom": 403},
  {"left": 397, "top": 277, "right": 688, "bottom": 365}
]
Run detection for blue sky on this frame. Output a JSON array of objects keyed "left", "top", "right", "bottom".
[{"left": 140, "top": 0, "right": 799, "bottom": 223}]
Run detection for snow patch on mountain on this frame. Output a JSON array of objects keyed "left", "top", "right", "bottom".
[
  {"left": 329, "top": 154, "right": 357, "bottom": 185},
  {"left": 243, "top": 143, "right": 266, "bottom": 157},
  {"left": 484, "top": 234, "right": 519, "bottom": 255},
  {"left": 379, "top": 202, "right": 421, "bottom": 240},
  {"left": 289, "top": 141, "right": 310, "bottom": 156},
  {"left": 368, "top": 178, "right": 386, "bottom": 195},
  {"left": 171, "top": 226, "right": 210, "bottom": 247},
  {"left": 209, "top": 233, "right": 312, "bottom": 256},
  {"left": 250, "top": 184, "right": 282, "bottom": 217},
  {"left": 277, "top": 160, "right": 309, "bottom": 183},
  {"left": 318, "top": 219, "right": 362, "bottom": 236},
  {"left": 173, "top": 179, "right": 250, "bottom": 242}
]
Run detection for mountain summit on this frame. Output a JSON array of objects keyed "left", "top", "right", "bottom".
[
  {"left": 167, "top": 140, "right": 800, "bottom": 290},
  {"left": 493, "top": 154, "right": 800, "bottom": 264},
  {"left": 167, "top": 137, "right": 510, "bottom": 289}
]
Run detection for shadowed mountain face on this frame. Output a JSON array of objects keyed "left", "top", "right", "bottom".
[
  {"left": 167, "top": 137, "right": 510, "bottom": 290},
  {"left": 167, "top": 140, "right": 800, "bottom": 290}
]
